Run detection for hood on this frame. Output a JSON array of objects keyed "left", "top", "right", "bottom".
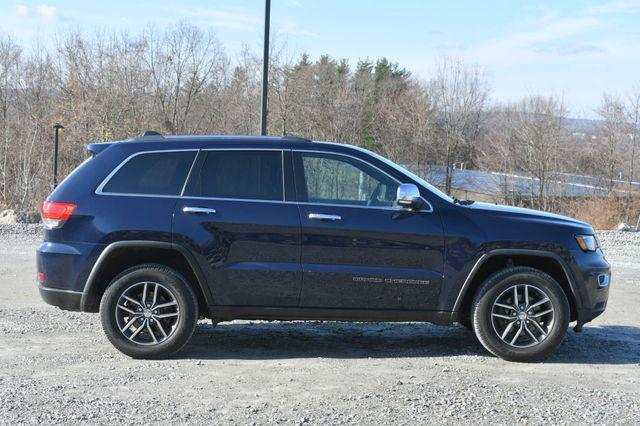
[{"left": 466, "top": 202, "right": 590, "bottom": 228}]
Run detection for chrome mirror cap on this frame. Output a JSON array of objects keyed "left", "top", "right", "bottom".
[{"left": 396, "top": 183, "right": 421, "bottom": 209}]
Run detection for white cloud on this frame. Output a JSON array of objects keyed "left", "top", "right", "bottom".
[
  {"left": 16, "top": 4, "right": 29, "bottom": 17},
  {"left": 37, "top": 4, "right": 58, "bottom": 21},
  {"left": 585, "top": 0, "right": 640, "bottom": 15}
]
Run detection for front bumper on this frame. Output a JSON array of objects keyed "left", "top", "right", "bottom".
[{"left": 569, "top": 248, "right": 611, "bottom": 325}]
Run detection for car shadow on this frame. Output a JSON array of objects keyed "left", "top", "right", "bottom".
[{"left": 177, "top": 321, "right": 640, "bottom": 365}]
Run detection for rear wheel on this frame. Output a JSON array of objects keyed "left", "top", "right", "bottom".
[
  {"left": 472, "top": 266, "right": 570, "bottom": 362},
  {"left": 100, "top": 264, "right": 198, "bottom": 359}
]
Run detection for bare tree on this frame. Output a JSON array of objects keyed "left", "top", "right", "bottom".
[
  {"left": 597, "top": 94, "right": 627, "bottom": 191},
  {"left": 429, "top": 57, "right": 489, "bottom": 194}
]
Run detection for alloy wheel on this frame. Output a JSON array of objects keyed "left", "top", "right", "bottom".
[
  {"left": 490, "top": 284, "right": 555, "bottom": 348},
  {"left": 115, "top": 281, "right": 180, "bottom": 345}
]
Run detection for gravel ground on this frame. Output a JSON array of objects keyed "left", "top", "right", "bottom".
[{"left": 1, "top": 225, "right": 639, "bottom": 424}]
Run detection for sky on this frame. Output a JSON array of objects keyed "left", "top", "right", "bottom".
[{"left": 1, "top": 0, "right": 639, "bottom": 118}]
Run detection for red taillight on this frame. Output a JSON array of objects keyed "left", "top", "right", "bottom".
[
  {"left": 41, "top": 201, "right": 76, "bottom": 229},
  {"left": 37, "top": 272, "right": 45, "bottom": 283}
]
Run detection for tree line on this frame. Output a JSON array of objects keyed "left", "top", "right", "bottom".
[{"left": 0, "top": 23, "right": 638, "bottom": 221}]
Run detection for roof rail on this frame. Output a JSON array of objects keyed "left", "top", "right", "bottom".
[
  {"left": 280, "top": 135, "right": 311, "bottom": 143},
  {"left": 134, "top": 130, "right": 164, "bottom": 140}
]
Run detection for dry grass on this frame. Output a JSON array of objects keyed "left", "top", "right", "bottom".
[{"left": 561, "top": 194, "right": 640, "bottom": 230}]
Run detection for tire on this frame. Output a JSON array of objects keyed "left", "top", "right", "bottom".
[
  {"left": 100, "top": 264, "right": 198, "bottom": 359},
  {"left": 471, "top": 266, "right": 570, "bottom": 362}
]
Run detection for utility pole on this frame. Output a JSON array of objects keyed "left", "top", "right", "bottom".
[
  {"left": 260, "top": 0, "right": 271, "bottom": 136},
  {"left": 52, "top": 123, "right": 64, "bottom": 189}
]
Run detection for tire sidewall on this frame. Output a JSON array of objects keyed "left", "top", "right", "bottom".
[
  {"left": 473, "top": 268, "right": 570, "bottom": 362},
  {"left": 100, "top": 265, "right": 198, "bottom": 359}
]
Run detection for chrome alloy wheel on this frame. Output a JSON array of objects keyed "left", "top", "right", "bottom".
[
  {"left": 115, "top": 281, "right": 179, "bottom": 345},
  {"left": 491, "top": 284, "right": 555, "bottom": 348}
]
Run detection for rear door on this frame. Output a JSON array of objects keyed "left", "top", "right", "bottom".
[
  {"left": 293, "top": 150, "right": 445, "bottom": 310},
  {"left": 172, "top": 148, "right": 302, "bottom": 307}
]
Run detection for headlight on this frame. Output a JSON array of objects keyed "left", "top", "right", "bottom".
[{"left": 575, "top": 234, "right": 598, "bottom": 252}]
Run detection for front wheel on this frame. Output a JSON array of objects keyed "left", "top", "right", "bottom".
[
  {"left": 100, "top": 264, "right": 198, "bottom": 359},
  {"left": 472, "top": 266, "right": 570, "bottom": 362}
]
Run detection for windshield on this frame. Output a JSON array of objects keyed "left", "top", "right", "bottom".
[{"left": 349, "top": 146, "right": 454, "bottom": 203}]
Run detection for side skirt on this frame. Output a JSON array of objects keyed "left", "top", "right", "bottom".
[{"left": 209, "top": 306, "right": 454, "bottom": 325}]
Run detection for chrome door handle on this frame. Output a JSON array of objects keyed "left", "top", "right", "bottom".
[
  {"left": 308, "top": 213, "right": 341, "bottom": 221},
  {"left": 182, "top": 206, "right": 217, "bottom": 215}
]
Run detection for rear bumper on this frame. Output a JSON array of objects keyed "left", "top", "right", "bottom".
[
  {"left": 39, "top": 286, "right": 83, "bottom": 311},
  {"left": 36, "top": 241, "right": 103, "bottom": 311}
]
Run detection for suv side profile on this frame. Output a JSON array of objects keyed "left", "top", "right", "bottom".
[{"left": 37, "top": 133, "right": 610, "bottom": 362}]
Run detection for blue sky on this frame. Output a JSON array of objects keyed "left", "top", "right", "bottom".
[{"left": 1, "top": 0, "right": 639, "bottom": 118}]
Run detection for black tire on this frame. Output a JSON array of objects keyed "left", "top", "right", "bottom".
[
  {"left": 472, "top": 266, "right": 570, "bottom": 362},
  {"left": 100, "top": 264, "right": 198, "bottom": 359}
]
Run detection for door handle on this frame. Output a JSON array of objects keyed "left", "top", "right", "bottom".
[
  {"left": 308, "top": 213, "right": 341, "bottom": 221},
  {"left": 182, "top": 206, "right": 217, "bottom": 215}
]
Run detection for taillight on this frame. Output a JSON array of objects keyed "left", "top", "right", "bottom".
[{"left": 41, "top": 201, "right": 77, "bottom": 229}]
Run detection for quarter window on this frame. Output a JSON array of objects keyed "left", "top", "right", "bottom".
[
  {"left": 299, "top": 153, "right": 398, "bottom": 207},
  {"left": 186, "top": 150, "right": 284, "bottom": 201},
  {"left": 102, "top": 151, "right": 196, "bottom": 195}
]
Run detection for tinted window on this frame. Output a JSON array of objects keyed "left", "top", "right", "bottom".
[
  {"left": 187, "top": 151, "right": 283, "bottom": 201},
  {"left": 102, "top": 151, "right": 195, "bottom": 195},
  {"left": 300, "top": 153, "right": 398, "bottom": 207}
]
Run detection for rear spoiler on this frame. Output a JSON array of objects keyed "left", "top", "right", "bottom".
[{"left": 84, "top": 142, "right": 115, "bottom": 156}]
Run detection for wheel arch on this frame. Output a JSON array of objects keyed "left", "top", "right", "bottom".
[
  {"left": 80, "top": 241, "right": 213, "bottom": 315},
  {"left": 453, "top": 249, "right": 582, "bottom": 323}
]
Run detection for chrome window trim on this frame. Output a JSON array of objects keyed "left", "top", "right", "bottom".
[
  {"left": 293, "top": 149, "right": 434, "bottom": 213},
  {"left": 94, "top": 146, "right": 434, "bottom": 213},
  {"left": 95, "top": 149, "right": 199, "bottom": 197},
  {"left": 96, "top": 148, "right": 286, "bottom": 202}
]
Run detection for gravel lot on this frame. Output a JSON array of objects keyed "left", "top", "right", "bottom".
[{"left": 1, "top": 225, "right": 639, "bottom": 424}]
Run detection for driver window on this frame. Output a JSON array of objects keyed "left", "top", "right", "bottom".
[{"left": 300, "top": 153, "right": 398, "bottom": 207}]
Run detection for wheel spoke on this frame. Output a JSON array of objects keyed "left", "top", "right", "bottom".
[
  {"left": 513, "top": 286, "right": 518, "bottom": 306},
  {"left": 528, "top": 298, "right": 550, "bottom": 310},
  {"left": 142, "top": 282, "right": 148, "bottom": 307},
  {"left": 530, "top": 319, "right": 548, "bottom": 336},
  {"left": 152, "top": 283, "right": 159, "bottom": 307},
  {"left": 530, "top": 309, "right": 553, "bottom": 318},
  {"left": 156, "top": 319, "right": 168, "bottom": 339},
  {"left": 147, "top": 321, "right": 158, "bottom": 344},
  {"left": 117, "top": 304, "right": 137, "bottom": 315},
  {"left": 510, "top": 323, "right": 524, "bottom": 345},
  {"left": 121, "top": 316, "right": 139, "bottom": 332},
  {"left": 153, "top": 300, "right": 177, "bottom": 310},
  {"left": 492, "top": 312, "right": 514, "bottom": 320},
  {"left": 524, "top": 323, "right": 539, "bottom": 343},
  {"left": 495, "top": 302, "right": 517, "bottom": 311},
  {"left": 501, "top": 321, "right": 515, "bottom": 340},
  {"left": 155, "top": 312, "right": 178, "bottom": 319},
  {"left": 128, "top": 320, "right": 146, "bottom": 341},
  {"left": 524, "top": 285, "right": 530, "bottom": 308},
  {"left": 122, "top": 295, "right": 143, "bottom": 308}
]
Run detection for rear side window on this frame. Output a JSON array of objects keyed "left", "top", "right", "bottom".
[
  {"left": 186, "top": 150, "right": 283, "bottom": 201},
  {"left": 102, "top": 151, "right": 196, "bottom": 195}
]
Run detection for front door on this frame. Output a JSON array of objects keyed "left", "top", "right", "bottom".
[
  {"left": 293, "top": 150, "right": 445, "bottom": 310},
  {"left": 172, "top": 149, "right": 302, "bottom": 307}
]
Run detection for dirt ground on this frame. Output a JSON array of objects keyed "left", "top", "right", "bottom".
[{"left": 1, "top": 227, "right": 639, "bottom": 424}]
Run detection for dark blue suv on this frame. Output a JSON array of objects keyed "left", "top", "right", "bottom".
[{"left": 37, "top": 133, "right": 610, "bottom": 361}]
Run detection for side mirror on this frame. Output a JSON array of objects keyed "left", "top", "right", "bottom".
[{"left": 396, "top": 183, "right": 423, "bottom": 210}]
